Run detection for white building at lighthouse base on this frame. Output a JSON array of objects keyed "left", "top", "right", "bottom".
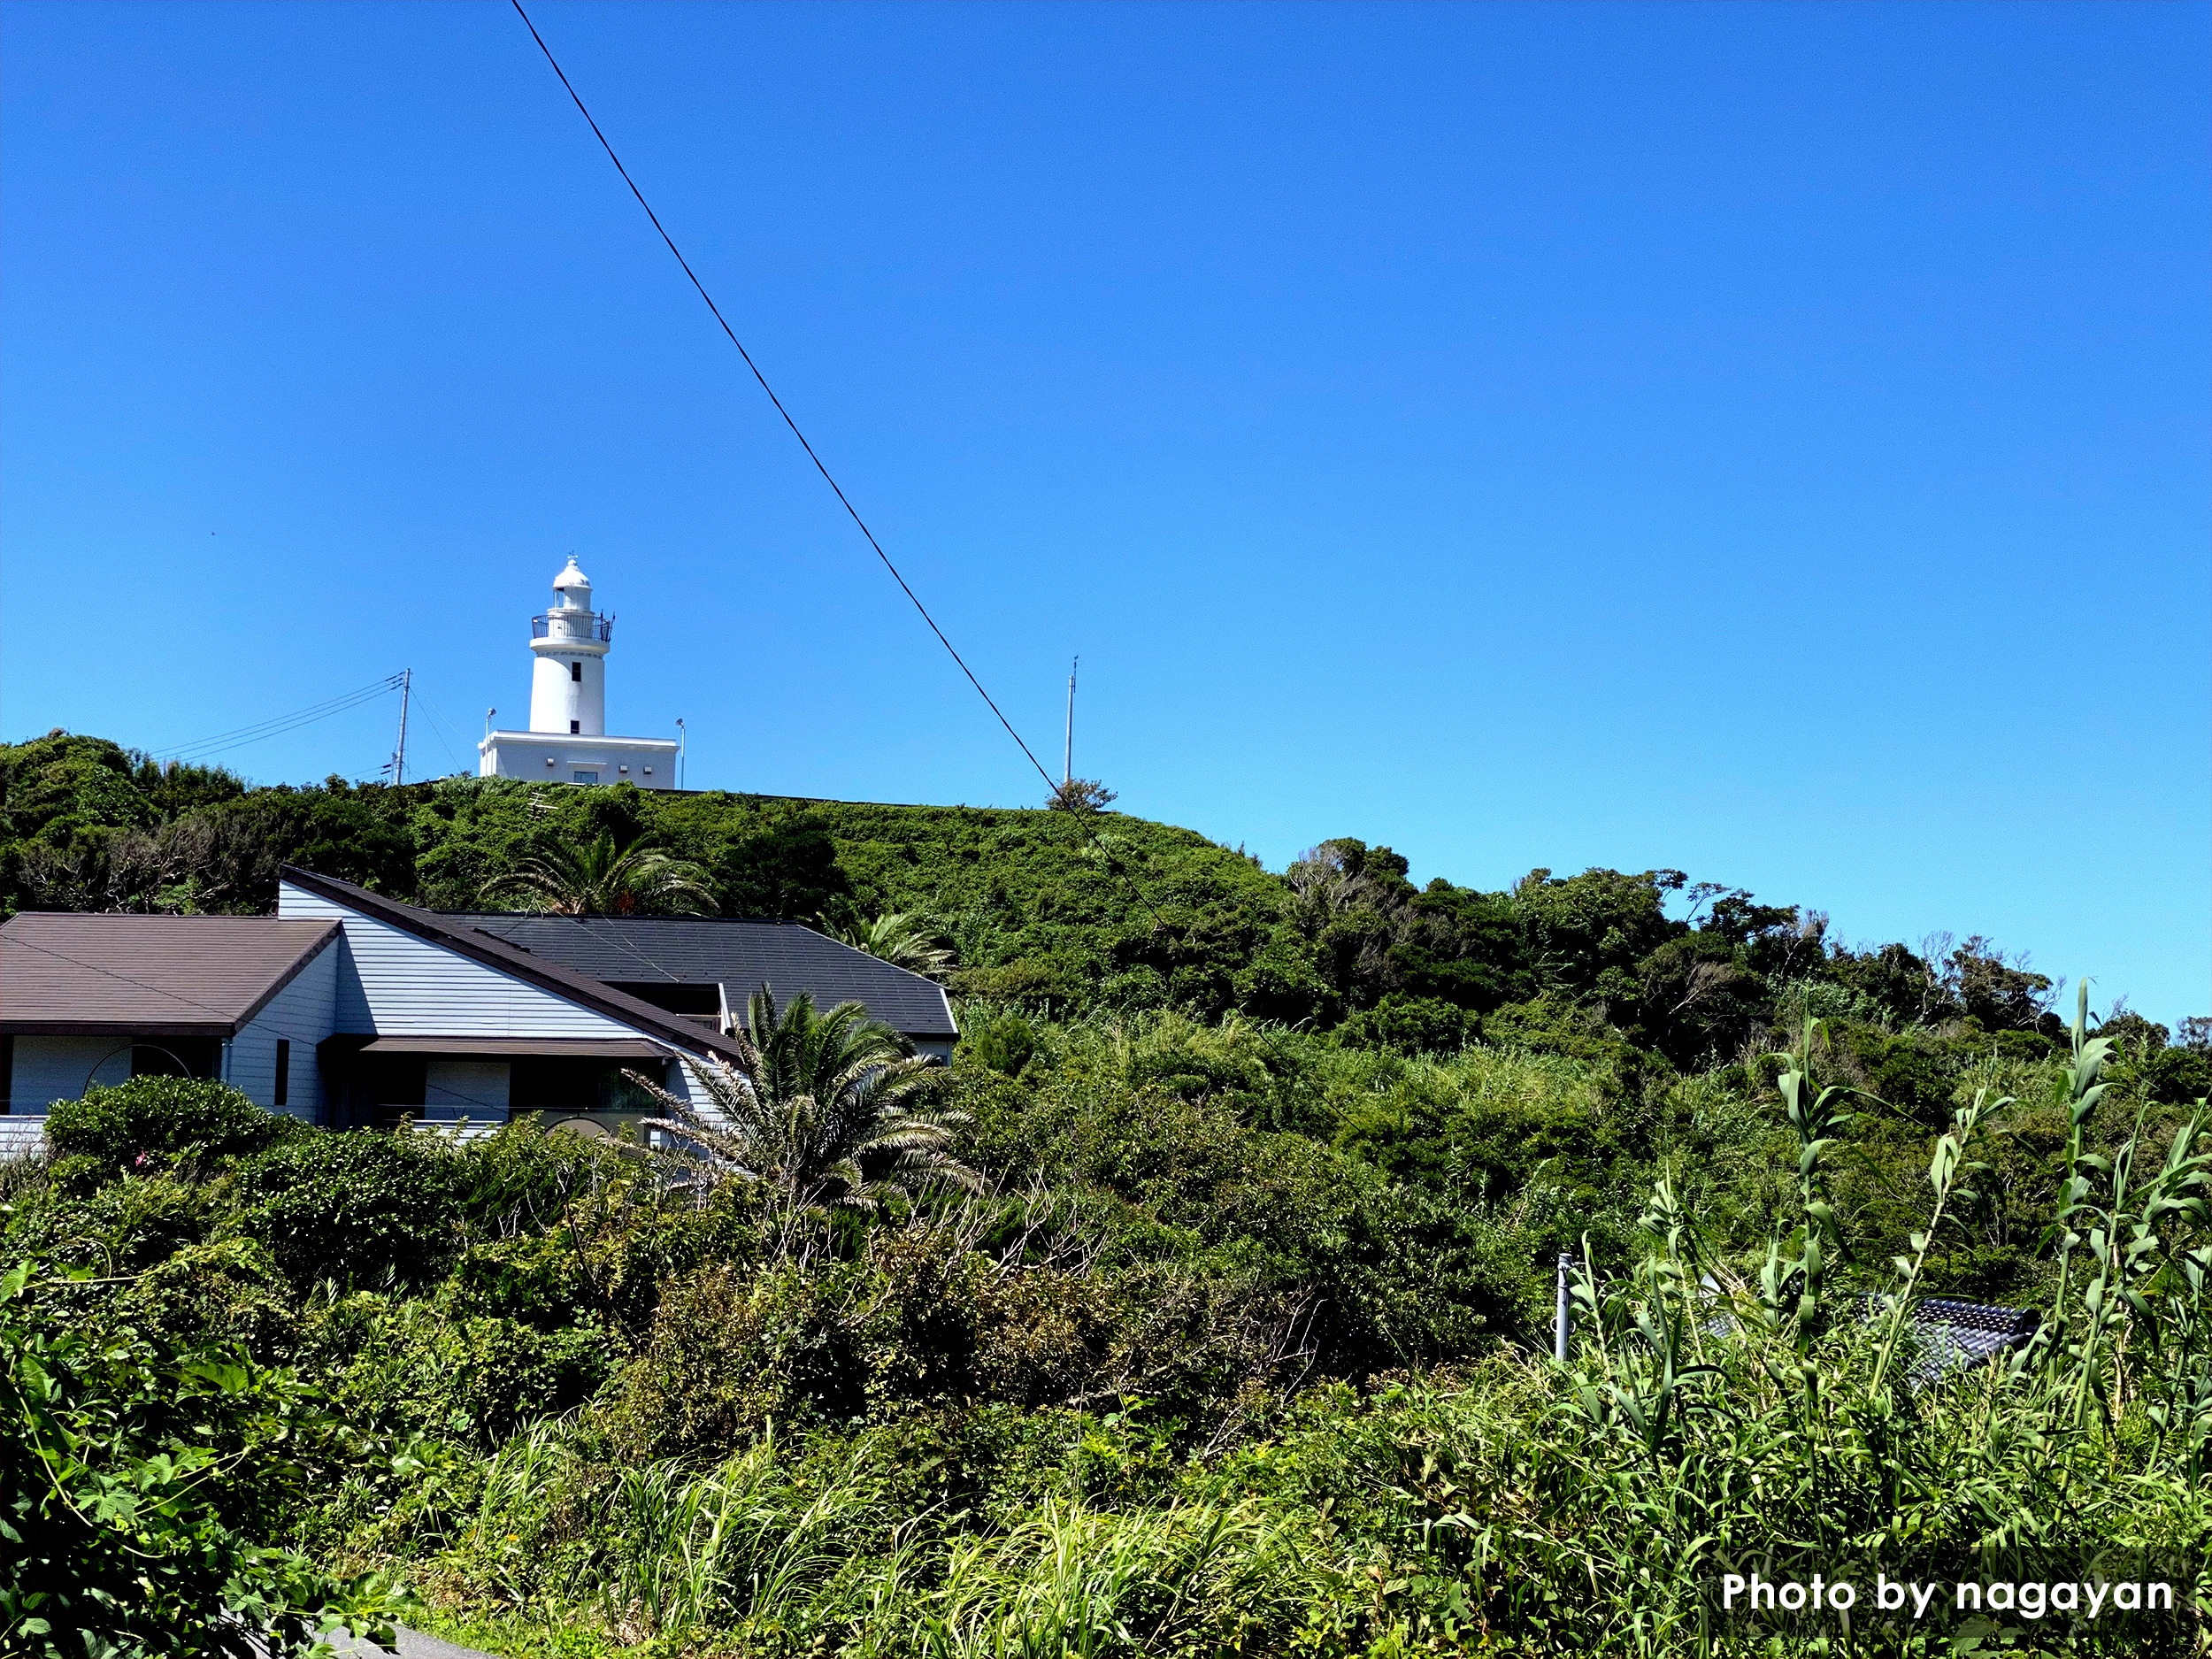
[
  {"left": 477, "top": 557, "right": 681, "bottom": 791},
  {"left": 480, "top": 730, "right": 679, "bottom": 790}
]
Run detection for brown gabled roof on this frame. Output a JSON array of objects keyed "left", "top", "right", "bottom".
[
  {"left": 276, "top": 865, "right": 749, "bottom": 1066},
  {"left": 0, "top": 915, "right": 340, "bottom": 1037}
]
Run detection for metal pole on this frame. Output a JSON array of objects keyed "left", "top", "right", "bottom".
[
  {"left": 393, "top": 668, "right": 411, "bottom": 786},
  {"left": 1063, "top": 656, "right": 1078, "bottom": 786},
  {"left": 676, "top": 718, "right": 686, "bottom": 790},
  {"left": 1555, "top": 1252, "right": 1574, "bottom": 1363}
]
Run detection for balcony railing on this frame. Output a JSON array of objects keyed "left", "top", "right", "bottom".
[{"left": 532, "top": 613, "right": 614, "bottom": 642}]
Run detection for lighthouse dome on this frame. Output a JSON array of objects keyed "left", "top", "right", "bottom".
[{"left": 551, "top": 557, "right": 593, "bottom": 609}]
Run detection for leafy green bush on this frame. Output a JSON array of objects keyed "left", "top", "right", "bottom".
[
  {"left": 318, "top": 1292, "right": 618, "bottom": 1450},
  {"left": 1, "top": 1168, "right": 227, "bottom": 1278},
  {"left": 111, "top": 1236, "right": 300, "bottom": 1362},
  {"left": 47, "top": 1076, "right": 300, "bottom": 1172},
  {"left": 449, "top": 1116, "right": 633, "bottom": 1239},
  {"left": 236, "top": 1130, "right": 461, "bottom": 1289},
  {"left": 0, "top": 1257, "right": 400, "bottom": 1657},
  {"left": 1337, "top": 993, "right": 1472, "bottom": 1056},
  {"left": 615, "top": 1261, "right": 857, "bottom": 1459},
  {"left": 450, "top": 1232, "right": 598, "bottom": 1331},
  {"left": 957, "top": 1004, "right": 1039, "bottom": 1078}
]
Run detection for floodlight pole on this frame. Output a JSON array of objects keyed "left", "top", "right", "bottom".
[{"left": 1063, "top": 657, "right": 1078, "bottom": 786}]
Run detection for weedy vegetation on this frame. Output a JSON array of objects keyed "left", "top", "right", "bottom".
[{"left": 1, "top": 740, "right": 2208, "bottom": 1655}]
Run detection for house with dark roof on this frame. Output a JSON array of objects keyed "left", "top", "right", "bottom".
[
  {"left": 446, "top": 912, "right": 957, "bottom": 1063},
  {"left": 0, "top": 864, "right": 956, "bottom": 1148}
]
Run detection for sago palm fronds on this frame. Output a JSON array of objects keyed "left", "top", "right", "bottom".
[
  {"left": 823, "top": 910, "right": 957, "bottom": 983},
  {"left": 482, "top": 831, "right": 717, "bottom": 917},
  {"left": 633, "top": 987, "right": 980, "bottom": 1212}
]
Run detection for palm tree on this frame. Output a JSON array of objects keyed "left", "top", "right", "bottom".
[
  {"left": 634, "top": 987, "right": 980, "bottom": 1212},
  {"left": 822, "top": 910, "right": 957, "bottom": 982},
  {"left": 482, "top": 832, "right": 716, "bottom": 916}
]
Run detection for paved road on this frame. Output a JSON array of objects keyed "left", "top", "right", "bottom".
[{"left": 328, "top": 1625, "right": 503, "bottom": 1659}]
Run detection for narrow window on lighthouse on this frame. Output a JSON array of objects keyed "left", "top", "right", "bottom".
[
  {"left": 570, "top": 720, "right": 580, "bottom": 734},
  {"left": 570, "top": 661, "right": 582, "bottom": 682}
]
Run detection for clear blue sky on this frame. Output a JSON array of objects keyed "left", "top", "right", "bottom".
[{"left": 3, "top": 2, "right": 2205, "bottom": 1022}]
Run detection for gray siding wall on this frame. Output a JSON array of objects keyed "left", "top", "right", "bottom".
[
  {"left": 226, "top": 942, "right": 340, "bottom": 1120},
  {"left": 278, "top": 881, "right": 653, "bottom": 1041},
  {"left": 670, "top": 1056, "right": 708, "bottom": 1112},
  {"left": 8, "top": 1035, "right": 130, "bottom": 1112}
]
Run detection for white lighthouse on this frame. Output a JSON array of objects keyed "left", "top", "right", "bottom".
[{"left": 478, "top": 559, "right": 681, "bottom": 789}]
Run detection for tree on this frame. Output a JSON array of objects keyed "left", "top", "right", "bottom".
[
  {"left": 823, "top": 910, "right": 956, "bottom": 982},
  {"left": 1048, "top": 778, "right": 1118, "bottom": 813},
  {"left": 1942, "top": 935, "right": 2059, "bottom": 1033},
  {"left": 635, "top": 987, "right": 980, "bottom": 1211},
  {"left": 481, "top": 832, "right": 715, "bottom": 917},
  {"left": 1512, "top": 866, "right": 1686, "bottom": 1007}
]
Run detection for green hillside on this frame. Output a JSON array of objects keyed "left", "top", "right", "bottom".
[
  {"left": 4, "top": 727, "right": 2208, "bottom": 1655},
  {"left": 16, "top": 726, "right": 2197, "bottom": 1068}
]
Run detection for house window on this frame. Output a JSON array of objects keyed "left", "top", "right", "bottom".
[
  {"left": 570, "top": 661, "right": 582, "bottom": 683},
  {"left": 0, "top": 1034, "right": 12, "bottom": 1115},
  {"left": 274, "top": 1039, "right": 290, "bottom": 1107},
  {"left": 132, "top": 1039, "right": 219, "bottom": 1079},
  {"left": 570, "top": 719, "right": 580, "bottom": 734},
  {"left": 573, "top": 771, "right": 598, "bottom": 785},
  {"left": 364, "top": 1055, "right": 427, "bottom": 1125}
]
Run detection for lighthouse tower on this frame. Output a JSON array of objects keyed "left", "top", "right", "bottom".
[
  {"left": 530, "top": 558, "right": 609, "bottom": 737},
  {"left": 478, "top": 560, "right": 682, "bottom": 789}
]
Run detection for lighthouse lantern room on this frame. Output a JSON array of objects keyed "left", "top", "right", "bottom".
[{"left": 479, "top": 559, "right": 682, "bottom": 789}]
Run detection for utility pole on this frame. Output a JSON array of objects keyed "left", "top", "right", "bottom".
[
  {"left": 1063, "top": 657, "right": 1079, "bottom": 786},
  {"left": 1554, "top": 1252, "right": 1574, "bottom": 1363},
  {"left": 392, "top": 668, "right": 412, "bottom": 787}
]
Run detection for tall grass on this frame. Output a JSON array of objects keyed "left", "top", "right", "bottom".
[
  {"left": 402, "top": 999, "right": 2205, "bottom": 1655},
  {"left": 902, "top": 1496, "right": 1325, "bottom": 1659},
  {"left": 1310, "top": 998, "right": 2212, "bottom": 1654}
]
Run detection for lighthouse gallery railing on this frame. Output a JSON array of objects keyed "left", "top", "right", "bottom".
[{"left": 531, "top": 613, "right": 614, "bottom": 642}]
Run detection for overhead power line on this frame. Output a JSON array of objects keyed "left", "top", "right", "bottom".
[
  {"left": 155, "top": 673, "right": 408, "bottom": 764},
  {"left": 509, "top": 0, "right": 1063, "bottom": 802},
  {"left": 409, "top": 691, "right": 482, "bottom": 777},
  {"left": 504, "top": 6, "right": 1286, "bottom": 1064}
]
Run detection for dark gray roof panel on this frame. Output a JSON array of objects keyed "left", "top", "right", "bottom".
[
  {"left": 444, "top": 914, "right": 958, "bottom": 1041},
  {"left": 278, "top": 868, "right": 752, "bottom": 1067}
]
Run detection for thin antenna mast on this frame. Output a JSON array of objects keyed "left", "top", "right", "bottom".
[
  {"left": 393, "top": 669, "right": 412, "bottom": 787},
  {"left": 1064, "top": 657, "right": 1079, "bottom": 787}
]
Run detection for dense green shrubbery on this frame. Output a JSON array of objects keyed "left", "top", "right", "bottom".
[
  {"left": 5, "top": 732, "right": 2209, "bottom": 1652},
  {"left": 236, "top": 1130, "right": 465, "bottom": 1290},
  {"left": 3, "top": 1006, "right": 2204, "bottom": 1654},
  {"left": 0, "top": 1259, "right": 400, "bottom": 1657},
  {"left": 48, "top": 1075, "right": 304, "bottom": 1173}
]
